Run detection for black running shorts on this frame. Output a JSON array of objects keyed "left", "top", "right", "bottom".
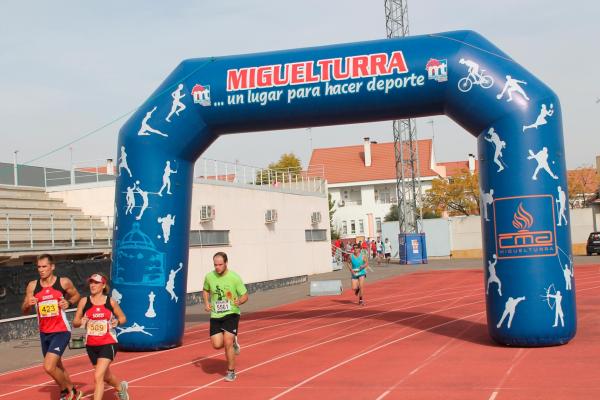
[
  {"left": 210, "top": 313, "right": 240, "bottom": 337},
  {"left": 86, "top": 343, "right": 118, "bottom": 365}
]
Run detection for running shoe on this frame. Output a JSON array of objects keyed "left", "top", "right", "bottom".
[
  {"left": 224, "top": 369, "right": 237, "bottom": 382},
  {"left": 59, "top": 389, "right": 69, "bottom": 400},
  {"left": 233, "top": 336, "right": 241, "bottom": 355},
  {"left": 117, "top": 380, "right": 129, "bottom": 400},
  {"left": 359, "top": 298, "right": 365, "bottom": 306},
  {"left": 65, "top": 388, "right": 82, "bottom": 400}
]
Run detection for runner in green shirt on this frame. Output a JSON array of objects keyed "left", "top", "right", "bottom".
[{"left": 203, "top": 252, "right": 248, "bottom": 382}]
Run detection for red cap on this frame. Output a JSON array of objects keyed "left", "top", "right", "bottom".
[{"left": 88, "top": 274, "right": 106, "bottom": 284}]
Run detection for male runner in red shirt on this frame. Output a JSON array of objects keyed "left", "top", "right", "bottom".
[{"left": 21, "top": 254, "right": 82, "bottom": 400}]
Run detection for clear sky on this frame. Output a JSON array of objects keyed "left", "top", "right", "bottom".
[{"left": 1, "top": 0, "right": 598, "bottom": 171}]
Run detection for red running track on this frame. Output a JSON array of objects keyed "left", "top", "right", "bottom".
[{"left": 1, "top": 266, "right": 599, "bottom": 399}]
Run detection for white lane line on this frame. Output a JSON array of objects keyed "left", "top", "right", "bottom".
[
  {"left": 268, "top": 283, "right": 600, "bottom": 400},
  {"left": 267, "top": 310, "right": 486, "bottom": 400},
  {"left": 4, "top": 265, "right": 597, "bottom": 379},
  {"left": 0, "top": 280, "right": 479, "bottom": 397},
  {"left": 7, "top": 276, "right": 600, "bottom": 399},
  {"left": 486, "top": 348, "right": 530, "bottom": 400},
  {"left": 81, "top": 290, "right": 482, "bottom": 399},
  {"left": 0, "top": 272, "right": 464, "bottom": 381},
  {"left": 169, "top": 299, "right": 486, "bottom": 400},
  {"left": 374, "top": 314, "right": 486, "bottom": 399}
]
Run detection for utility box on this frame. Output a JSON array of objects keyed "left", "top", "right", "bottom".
[
  {"left": 309, "top": 280, "right": 343, "bottom": 296},
  {"left": 398, "top": 233, "right": 428, "bottom": 265}
]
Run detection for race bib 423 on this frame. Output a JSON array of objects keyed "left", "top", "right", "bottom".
[{"left": 38, "top": 300, "right": 59, "bottom": 318}]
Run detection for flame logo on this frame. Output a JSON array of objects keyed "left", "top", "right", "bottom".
[{"left": 512, "top": 203, "right": 534, "bottom": 231}]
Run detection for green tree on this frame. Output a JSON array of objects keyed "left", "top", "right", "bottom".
[
  {"left": 567, "top": 165, "right": 600, "bottom": 208},
  {"left": 328, "top": 193, "right": 340, "bottom": 240},
  {"left": 424, "top": 169, "right": 480, "bottom": 217},
  {"left": 384, "top": 204, "right": 399, "bottom": 222},
  {"left": 384, "top": 204, "right": 440, "bottom": 222},
  {"left": 256, "top": 153, "right": 302, "bottom": 184}
]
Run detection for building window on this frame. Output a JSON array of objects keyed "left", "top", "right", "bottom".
[
  {"left": 342, "top": 221, "right": 348, "bottom": 235},
  {"left": 376, "top": 217, "right": 382, "bottom": 233},
  {"left": 305, "top": 229, "right": 327, "bottom": 241},
  {"left": 190, "top": 230, "right": 230, "bottom": 246},
  {"left": 350, "top": 220, "right": 356, "bottom": 234},
  {"left": 378, "top": 191, "right": 392, "bottom": 204},
  {"left": 358, "top": 219, "right": 364, "bottom": 233}
]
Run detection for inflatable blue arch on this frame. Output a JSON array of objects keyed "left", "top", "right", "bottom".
[{"left": 111, "top": 30, "right": 576, "bottom": 350}]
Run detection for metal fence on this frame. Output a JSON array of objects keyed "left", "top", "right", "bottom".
[
  {"left": 0, "top": 161, "right": 117, "bottom": 188},
  {"left": 0, "top": 213, "right": 113, "bottom": 252},
  {"left": 0, "top": 259, "right": 111, "bottom": 321},
  {"left": 1, "top": 159, "right": 326, "bottom": 195},
  {"left": 194, "top": 158, "right": 326, "bottom": 194}
]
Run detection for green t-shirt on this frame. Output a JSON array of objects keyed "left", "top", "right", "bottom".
[{"left": 203, "top": 269, "right": 247, "bottom": 318}]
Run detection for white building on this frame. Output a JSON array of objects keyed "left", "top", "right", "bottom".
[
  {"left": 309, "top": 137, "right": 476, "bottom": 240},
  {"left": 47, "top": 165, "right": 331, "bottom": 293}
]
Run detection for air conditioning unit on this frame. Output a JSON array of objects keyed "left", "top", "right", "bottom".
[
  {"left": 265, "top": 209, "right": 278, "bottom": 223},
  {"left": 200, "top": 205, "right": 215, "bottom": 221},
  {"left": 311, "top": 211, "right": 321, "bottom": 224}
]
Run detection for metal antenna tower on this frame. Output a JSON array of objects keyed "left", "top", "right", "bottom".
[{"left": 384, "top": 0, "right": 423, "bottom": 233}]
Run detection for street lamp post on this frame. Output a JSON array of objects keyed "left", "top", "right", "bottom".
[
  {"left": 306, "top": 127, "right": 313, "bottom": 154},
  {"left": 13, "top": 150, "right": 19, "bottom": 186},
  {"left": 69, "top": 146, "right": 75, "bottom": 185},
  {"left": 427, "top": 119, "right": 436, "bottom": 153}
]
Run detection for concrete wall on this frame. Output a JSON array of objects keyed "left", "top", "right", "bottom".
[
  {"left": 186, "top": 181, "right": 331, "bottom": 292},
  {"left": 380, "top": 208, "right": 596, "bottom": 259},
  {"left": 569, "top": 208, "right": 597, "bottom": 254},
  {"left": 382, "top": 219, "right": 451, "bottom": 258},
  {"left": 48, "top": 182, "right": 116, "bottom": 217},
  {"left": 448, "top": 216, "right": 484, "bottom": 258},
  {"left": 448, "top": 208, "right": 595, "bottom": 258},
  {"left": 48, "top": 181, "right": 331, "bottom": 290}
]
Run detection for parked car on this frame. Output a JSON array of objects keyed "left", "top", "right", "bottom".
[{"left": 586, "top": 232, "right": 600, "bottom": 255}]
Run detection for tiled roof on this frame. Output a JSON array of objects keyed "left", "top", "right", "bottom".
[
  {"left": 308, "top": 139, "right": 439, "bottom": 184},
  {"left": 438, "top": 160, "right": 479, "bottom": 176},
  {"left": 77, "top": 166, "right": 116, "bottom": 174}
]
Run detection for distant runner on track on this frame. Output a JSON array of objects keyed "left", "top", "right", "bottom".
[{"left": 347, "top": 244, "right": 368, "bottom": 305}]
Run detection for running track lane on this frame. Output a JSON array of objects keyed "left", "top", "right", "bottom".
[
  {"left": 0, "top": 270, "right": 473, "bottom": 397},
  {"left": 1, "top": 267, "right": 599, "bottom": 399},
  {"left": 0, "top": 270, "right": 478, "bottom": 398}
]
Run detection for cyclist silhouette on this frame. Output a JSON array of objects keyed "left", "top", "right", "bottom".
[{"left": 458, "top": 58, "right": 494, "bottom": 92}]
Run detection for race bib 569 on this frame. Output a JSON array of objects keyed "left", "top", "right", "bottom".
[{"left": 87, "top": 320, "right": 108, "bottom": 336}]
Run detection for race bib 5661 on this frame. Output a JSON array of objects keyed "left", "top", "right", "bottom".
[{"left": 214, "top": 300, "right": 231, "bottom": 313}]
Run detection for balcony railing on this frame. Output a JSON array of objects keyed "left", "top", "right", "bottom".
[{"left": 194, "top": 158, "right": 326, "bottom": 195}]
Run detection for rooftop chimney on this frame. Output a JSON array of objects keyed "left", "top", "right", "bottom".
[
  {"left": 468, "top": 154, "right": 476, "bottom": 174},
  {"left": 106, "top": 159, "right": 115, "bottom": 176},
  {"left": 363, "top": 137, "right": 372, "bottom": 167}
]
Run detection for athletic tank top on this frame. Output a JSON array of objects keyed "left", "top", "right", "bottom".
[
  {"left": 34, "top": 276, "right": 70, "bottom": 333},
  {"left": 351, "top": 254, "right": 365, "bottom": 270},
  {"left": 83, "top": 296, "right": 118, "bottom": 346}
]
